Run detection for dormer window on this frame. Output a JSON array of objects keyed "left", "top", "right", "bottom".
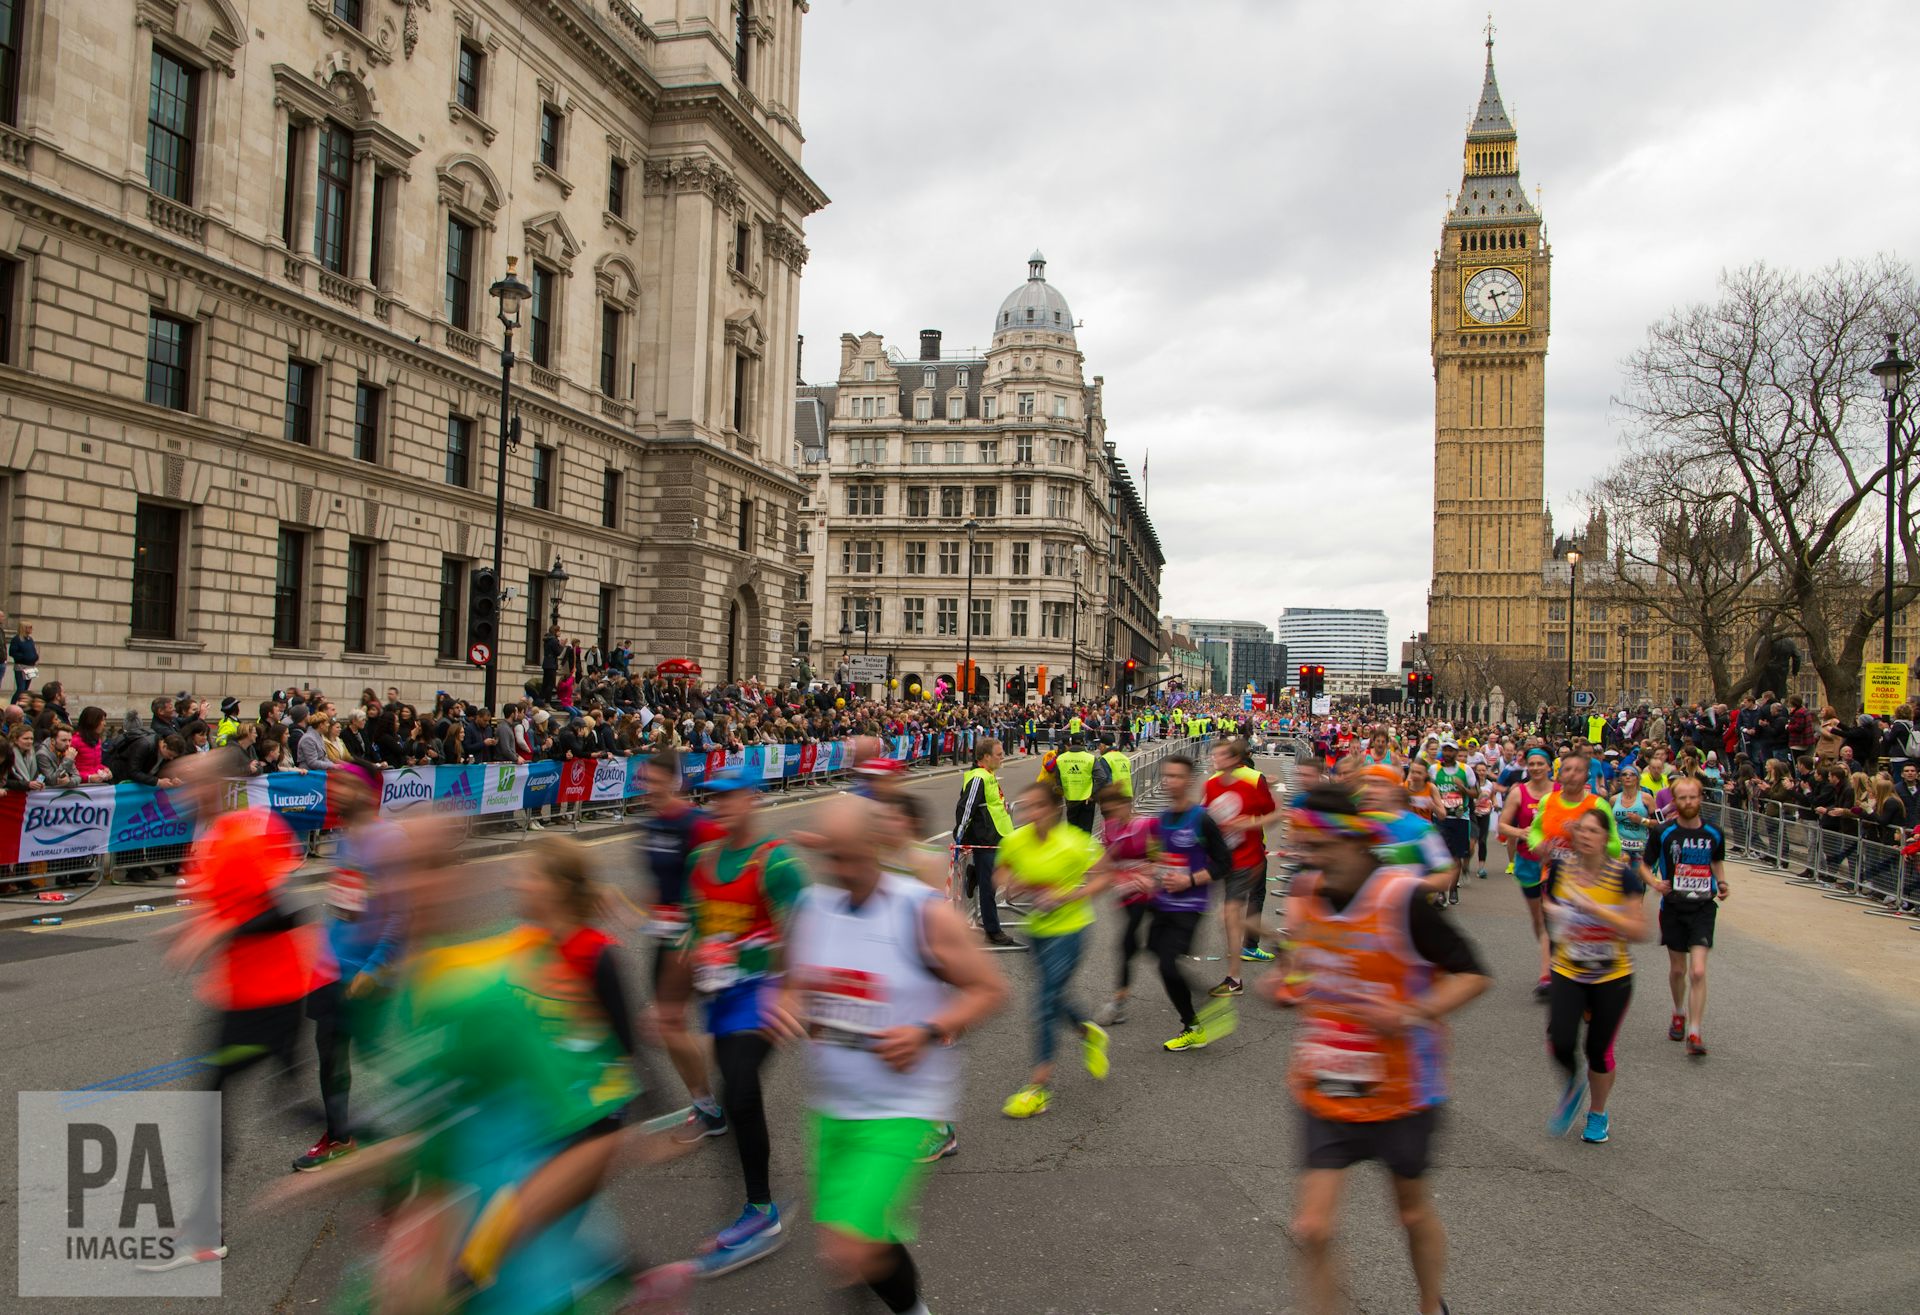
[
  {"left": 957, "top": 368, "right": 969, "bottom": 386},
  {"left": 923, "top": 366, "right": 936, "bottom": 388}
]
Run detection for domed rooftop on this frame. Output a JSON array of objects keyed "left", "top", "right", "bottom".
[{"left": 994, "top": 251, "right": 1075, "bottom": 340}]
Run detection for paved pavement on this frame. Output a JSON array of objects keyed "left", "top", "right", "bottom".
[{"left": 5, "top": 747, "right": 1918, "bottom": 1314}]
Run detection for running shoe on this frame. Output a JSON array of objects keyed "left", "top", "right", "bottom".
[
  {"left": 291, "top": 1134, "right": 355, "bottom": 1172},
  {"left": 673, "top": 1102, "right": 729, "bottom": 1144},
  {"left": 1447, "top": 890, "right": 1460, "bottom": 906},
  {"left": 1271, "top": 973, "right": 1308, "bottom": 1007},
  {"left": 1548, "top": 1068, "right": 1588, "bottom": 1138},
  {"left": 1667, "top": 1013, "right": 1686, "bottom": 1042},
  {"left": 1477, "top": 867, "right": 1488, "bottom": 879},
  {"left": 1093, "top": 998, "right": 1127, "bottom": 1027},
  {"left": 1196, "top": 996, "right": 1238, "bottom": 1041},
  {"left": 1001, "top": 1085, "right": 1050, "bottom": 1119},
  {"left": 136, "top": 1243, "right": 228, "bottom": 1272},
  {"left": 1209, "top": 977, "right": 1244, "bottom": 998},
  {"left": 985, "top": 930, "right": 1020, "bottom": 948},
  {"left": 693, "top": 1204, "right": 784, "bottom": 1278},
  {"left": 1580, "top": 1111, "right": 1611, "bottom": 1144},
  {"left": 1686, "top": 1033, "right": 1707, "bottom": 1058},
  {"left": 1533, "top": 975, "right": 1551, "bottom": 1000},
  {"left": 915, "top": 1124, "right": 959, "bottom": 1163},
  {"left": 627, "top": 1260, "right": 698, "bottom": 1313},
  {"left": 1239, "top": 944, "right": 1276, "bottom": 963},
  {"left": 1081, "top": 1022, "right": 1111, "bottom": 1080},
  {"left": 1163, "top": 1026, "right": 1208, "bottom": 1052}
]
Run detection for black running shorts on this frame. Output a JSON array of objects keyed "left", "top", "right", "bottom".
[
  {"left": 1659, "top": 899, "right": 1717, "bottom": 951},
  {"left": 1300, "top": 1105, "right": 1441, "bottom": 1179}
]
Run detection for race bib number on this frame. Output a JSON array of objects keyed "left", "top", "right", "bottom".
[
  {"left": 645, "top": 906, "right": 690, "bottom": 943},
  {"left": 1296, "top": 1020, "right": 1385, "bottom": 1098},
  {"left": 801, "top": 967, "right": 888, "bottom": 1048},
  {"left": 327, "top": 866, "right": 368, "bottom": 915},
  {"left": 1207, "top": 794, "right": 1242, "bottom": 824},
  {"left": 1548, "top": 906, "right": 1616, "bottom": 965},
  {"left": 1673, "top": 862, "right": 1715, "bottom": 895},
  {"left": 1441, "top": 791, "right": 1464, "bottom": 813},
  {"left": 690, "top": 936, "right": 742, "bottom": 994}
]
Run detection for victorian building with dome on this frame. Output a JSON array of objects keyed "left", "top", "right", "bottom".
[{"left": 793, "top": 253, "right": 1163, "bottom": 702}]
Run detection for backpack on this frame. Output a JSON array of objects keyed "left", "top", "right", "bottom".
[{"left": 105, "top": 731, "right": 152, "bottom": 781}]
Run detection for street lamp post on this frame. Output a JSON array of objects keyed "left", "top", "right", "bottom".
[
  {"left": 863, "top": 596, "right": 873, "bottom": 656},
  {"left": 962, "top": 519, "right": 978, "bottom": 705},
  {"left": 482, "top": 257, "right": 531, "bottom": 713},
  {"left": 1070, "top": 557, "right": 1084, "bottom": 707},
  {"left": 1565, "top": 546, "right": 1582, "bottom": 730},
  {"left": 1617, "top": 622, "right": 1629, "bottom": 707},
  {"left": 1869, "top": 333, "right": 1912, "bottom": 665},
  {"left": 547, "top": 557, "right": 568, "bottom": 628}
]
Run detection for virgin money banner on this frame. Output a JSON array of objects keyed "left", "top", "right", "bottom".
[
  {"left": 797, "top": 744, "right": 818, "bottom": 775},
  {"left": 590, "top": 758, "right": 630, "bottom": 802},
  {"left": 481, "top": 762, "right": 526, "bottom": 814},
  {"left": 18, "top": 786, "right": 116, "bottom": 863},
  {"left": 704, "top": 749, "right": 726, "bottom": 780},
  {"left": 108, "top": 784, "right": 194, "bottom": 853},
  {"left": 433, "top": 764, "right": 484, "bottom": 816},
  {"left": 556, "top": 758, "right": 595, "bottom": 805}
]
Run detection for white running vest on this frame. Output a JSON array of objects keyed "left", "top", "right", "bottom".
[{"left": 789, "top": 871, "right": 958, "bottom": 1122}]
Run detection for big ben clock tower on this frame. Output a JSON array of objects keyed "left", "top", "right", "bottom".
[{"left": 1428, "top": 26, "right": 1551, "bottom": 663}]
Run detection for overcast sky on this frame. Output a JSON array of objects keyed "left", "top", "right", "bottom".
[{"left": 792, "top": 1, "right": 1920, "bottom": 652}]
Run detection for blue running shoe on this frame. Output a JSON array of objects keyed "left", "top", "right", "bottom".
[
  {"left": 1239, "top": 944, "right": 1276, "bottom": 963},
  {"left": 1581, "top": 1111, "right": 1611, "bottom": 1144},
  {"left": 1548, "top": 1068, "right": 1587, "bottom": 1138},
  {"left": 694, "top": 1204, "right": 784, "bottom": 1278}
]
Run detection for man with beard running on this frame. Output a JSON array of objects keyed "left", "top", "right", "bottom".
[{"left": 1640, "top": 775, "right": 1729, "bottom": 1057}]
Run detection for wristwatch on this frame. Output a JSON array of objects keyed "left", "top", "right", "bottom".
[{"left": 918, "top": 1020, "right": 953, "bottom": 1046}]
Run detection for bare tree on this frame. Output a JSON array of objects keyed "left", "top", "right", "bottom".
[{"left": 1608, "top": 259, "right": 1920, "bottom": 716}]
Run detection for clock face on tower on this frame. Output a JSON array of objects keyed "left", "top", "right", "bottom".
[{"left": 1463, "top": 266, "right": 1525, "bottom": 325}]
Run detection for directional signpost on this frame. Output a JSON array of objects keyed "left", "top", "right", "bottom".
[
  {"left": 1572, "top": 690, "right": 1595, "bottom": 708},
  {"left": 846, "top": 653, "right": 889, "bottom": 685}
]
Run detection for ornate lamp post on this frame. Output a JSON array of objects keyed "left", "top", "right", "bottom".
[
  {"left": 547, "top": 557, "right": 568, "bottom": 628},
  {"left": 481, "top": 257, "right": 531, "bottom": 712},
  {"left": 1565, "top": 545, "right": 1582, "bottom": 729},
  {"left": 962, "top": 518, "right": 979, "bottom": 704},
  {"left": 1869, "top": 333, "right": 1912, "bottom": 664}
]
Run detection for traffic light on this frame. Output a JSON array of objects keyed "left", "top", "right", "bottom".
[
  {"left": 466, "top": 566, "right": 499, "bottom": 666},
  {"left": 1420, "top": 671, "right": 1436, "bottom": 701},
  {"left": 1036, "top": 664, "right": 1049, "bottom": 698},
  {"left": 1407, "top": 670, "right": 1420, "bottom": 701},
  {"left": 1298, "top": 664, "right": 1311, "bottom": 693},
  {"left": 1312, "top": 665, "right": 1325, "bottom": 697}
]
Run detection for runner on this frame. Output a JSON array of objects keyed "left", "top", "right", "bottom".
[
  {"left": 1612, "top": 768, "right": 1655, "bottom": 860},
  {"left": 296, "top": 761, "right": 405, "bottom": 1172},
  {"left": 993, "top": 776, "right": 1115, "bottom": 1117},
  {"left": 1430, "top": 741, "right": 1476, "bottom": 907},
  {"left": 1640, "top": 775, "right": 1728, "bottom": 1057},
  {"left": 1094, "top": 782, "right": 1162, "bottom": 1027},
  {"left": 1204, "top": 735, "right": 1280, "bottom": 996},
  {"left": 635, "top": 749, "right": 730, "bottom": 1143},
  {"left": 953, "top": 738, "right": 1019, "bottom": 946},
  {"left": 1272, "top": 781, "right": 1491, "bottom": 1315},
  {"left": 1149, "top": 754, "right": 1238, "bottom": 1051},
  {"left": 776, "top": 795, "right": 1008, "bottom": 1315},
  {"left": 667, "top": 767, "right": 809, "bottom": 1276},
  {"left": 152, "top": 750, "right": 323, "bottom": 1270},
  {"left": 1543, "top": 807, "right": 1652, "bottom": 1145},
  {"left": 1495, "top": 747, "right": 1555, "bottom": 997}
]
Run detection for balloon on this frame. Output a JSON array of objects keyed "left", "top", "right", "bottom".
[
  {"left": 910, "top": 683, "right": 922, "bottom": 695},
  {"left": 889, "top": 679, "right": 898, "bottom": 689},
  {"left": 835, "top": 697, "right": 846, "bottom": 708}
]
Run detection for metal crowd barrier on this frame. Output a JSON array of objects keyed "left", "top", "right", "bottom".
[{"left": 1702, "top": 790, "right": 1918, "bottom": 926}]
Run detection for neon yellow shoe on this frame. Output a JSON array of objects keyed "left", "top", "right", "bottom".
[
  {"left": 1163, "top": 1025, "right": 1208, "bottom": 1052},
  {"left": 1001, "top": 1084, "right": 1050, "bottom": 1119},
  {"left": 1197, "top": 996, "right": 1239, "bottom": 1041},
  {"left": 1081, "top": 1022, "right": 1111, "bottom": 1080}
]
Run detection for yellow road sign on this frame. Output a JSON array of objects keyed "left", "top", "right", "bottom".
[{"left": 1862, "top": 662, "right": 1908, "bottom": 717}]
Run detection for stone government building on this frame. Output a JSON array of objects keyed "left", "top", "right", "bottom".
[
  {"left": 793, "top": 254, "right": 1164, "bottom": 703},
  {"left": 0, "top": 0, "right": 824, "bottom": 710}
]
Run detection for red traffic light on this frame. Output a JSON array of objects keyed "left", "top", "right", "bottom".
[{"left": 1408, "top": 671, "right": 1419, "bottom": 684}]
